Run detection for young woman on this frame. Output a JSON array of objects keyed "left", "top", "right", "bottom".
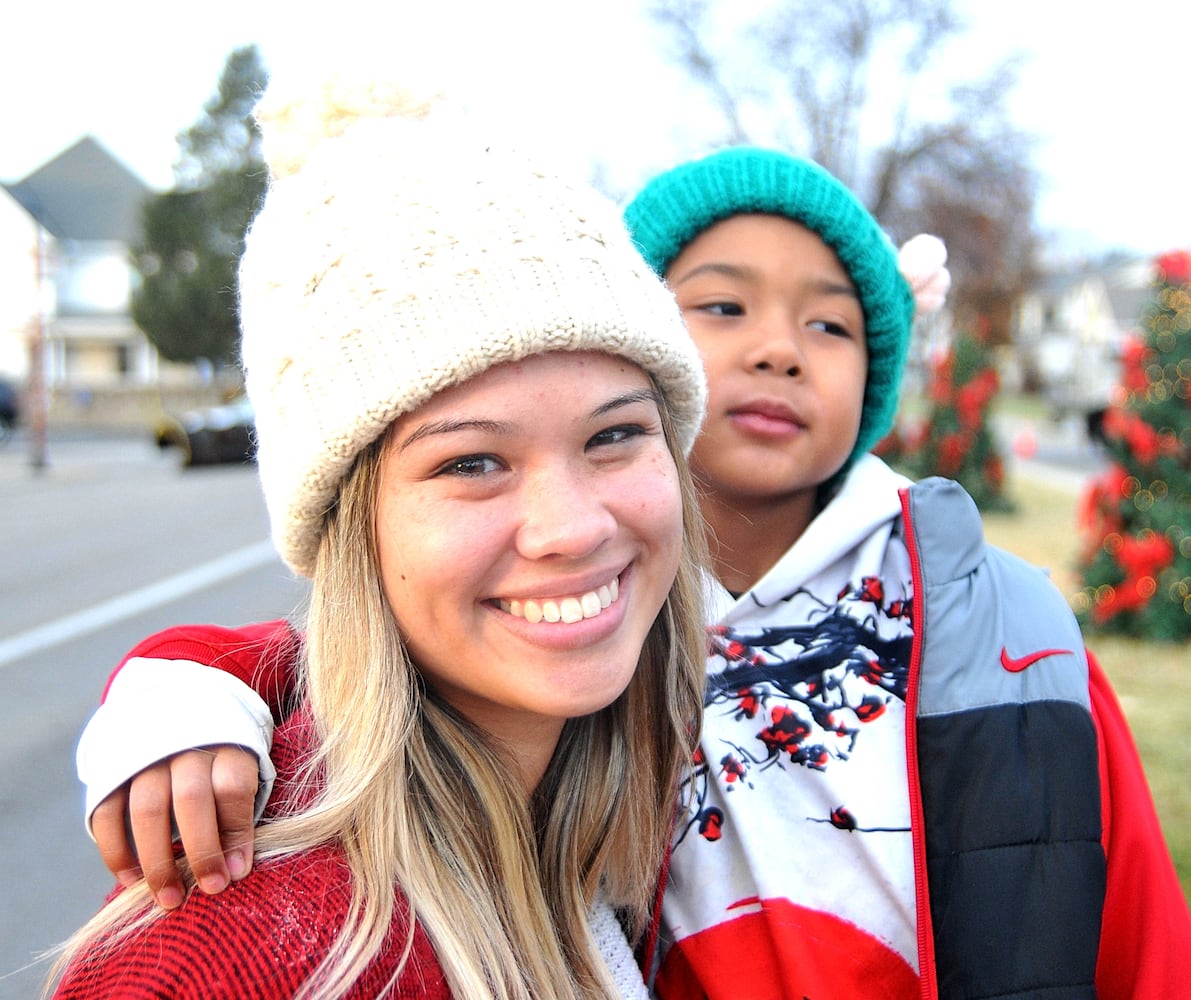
[{"left": 47, "top": 77, "right": 709, "bottom": 1000}]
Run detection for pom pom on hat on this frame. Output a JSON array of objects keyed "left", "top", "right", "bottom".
[
  {"left": 239, "top": 78, "right": 706, "bottom": 577},
  {"left": 252, "top": 75, "right": 442, "bottom": 182},
  {"left": 623, "top": 147, "right": 919, "bottom": 470},
  {"left": 898, "top": 234, "right": 951, "bottom": 318}
]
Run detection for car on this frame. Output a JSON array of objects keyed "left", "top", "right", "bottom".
[
  {"left": 0, "top": 378, "right": 18, "bottom": 442},
  {"left": 154, "top": 395, "right": 256, "bottom": 466}
]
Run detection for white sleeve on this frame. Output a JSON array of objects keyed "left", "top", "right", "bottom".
[{"left": 76, "top": 656, "right": 276, "bottom": 839}]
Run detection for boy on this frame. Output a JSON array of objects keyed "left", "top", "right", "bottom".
[{"left": 79, "top": 148, "right": 1190, "bottom": 998}]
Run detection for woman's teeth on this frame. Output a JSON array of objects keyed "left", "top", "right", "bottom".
[{"left": 499, "top": 577, "right": 619, "bottom": 624}]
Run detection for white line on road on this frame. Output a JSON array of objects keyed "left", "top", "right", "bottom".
[{"left": 0, "top": 540, "right": 279, "bottom": 669}]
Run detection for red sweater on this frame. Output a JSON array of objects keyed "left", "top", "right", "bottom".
[{"left": 54, "top": 703, "right": 450, "bottom": 999}]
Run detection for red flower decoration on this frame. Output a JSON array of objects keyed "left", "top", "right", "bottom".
[
  {"left": 1119, "top": 335, "right": 1153, "bottom": 393},
  {"left": 1091, "top": 530, "right": 1176, "bottom": 624},
  {"left": 1156, "top": 250, "right": 1191, "bottom": 286},
  {"left": 983, "top": 454, "right": 1004, "bottom": 491},
  {"left": 1105, "top": 409, "right": 1161, "bottom": 465},
  {"left": 937, "top": 432, "right": 970, "bottom": 476},
  {"left": 956, "top": 383, "right": 983, "bottom": 430},
  {"left": 928, "top": 352, "right": 955, "bottom": 403},
  {"left": 1128, "top": 418, "right": 1161, "bottom": 465},
  {"left": 1078, "top": 464, "right": 1128, "bottom": 561},
  {"left": 1116, "top": 532, "right": 1175, "bottom": 580}
]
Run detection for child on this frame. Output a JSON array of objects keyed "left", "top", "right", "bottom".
[
  {"left": 78, "top": 148, "right": 1191, "bottom": 998},
  {"left": 49, "top": 77, "right": 712, "bottom": 1000},
  {"left": 624, "top": 149, "right": 1188, "bottom": 999}
]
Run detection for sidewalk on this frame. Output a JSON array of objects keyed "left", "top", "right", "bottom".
[
  {"left": 0, "top": 427, "right": 174, "bottom": 488},
  {"left": 993, "top": 412, "right": 1108, "bottom": 496}
]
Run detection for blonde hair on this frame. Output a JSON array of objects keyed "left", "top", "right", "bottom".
[{"left": 46, "top": 384, "right": 707, "bottom": 1000}]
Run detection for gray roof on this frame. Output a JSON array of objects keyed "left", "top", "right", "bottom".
[
  {"left": 1105, "top": 282, "right": 1150, "bottom": 328},
  {"left": 2, "top": 136, "right": 150, "bottom": 243},
  {"left": 1030, "top": 255, "right": 1154, "bottom": 329}
]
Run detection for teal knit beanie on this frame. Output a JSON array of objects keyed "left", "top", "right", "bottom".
[{"left": 623, "top": 146, "right": 915, "bottom": 469}]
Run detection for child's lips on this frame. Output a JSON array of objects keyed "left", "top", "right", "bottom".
[{"left": 728, "top": 398, "right": 807, "bottom": 436}]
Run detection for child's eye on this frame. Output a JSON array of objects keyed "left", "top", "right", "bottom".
[
  {"left": 699, "top": 301, "right": 744, "bottom": 317},
  {"left": 435, "top": 454, "right": 504, "bottom": 477},
  {"left": 810, "top": 319, "right": 855, "bottom": 339},
  {"left": 587, "top": 424, "right": 647, "bottom": 449}
]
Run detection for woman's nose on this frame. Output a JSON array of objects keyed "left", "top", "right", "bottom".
[{"left": 515, "top": 469, "right": 617, "bottom": 560}]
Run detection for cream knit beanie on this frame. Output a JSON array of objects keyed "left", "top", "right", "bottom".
[{"left": 239, "top": 79, "right": 707, "bottom": 577}]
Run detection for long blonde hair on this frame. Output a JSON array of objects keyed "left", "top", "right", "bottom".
[{"left": 47, "top": 384, "right": 707, "bottom": 999}]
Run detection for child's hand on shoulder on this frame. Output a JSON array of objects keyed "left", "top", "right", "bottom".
[{"left": 91, "top": 744, "right": 259, "bottom": 910}]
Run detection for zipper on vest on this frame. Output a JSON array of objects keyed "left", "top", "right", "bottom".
[{"left": 899, "top": 486, "right": 938, "bottom": 1000}]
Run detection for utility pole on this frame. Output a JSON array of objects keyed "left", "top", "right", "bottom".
[{"left": 27, "top": 226, "right": 48, "bottom": 472}]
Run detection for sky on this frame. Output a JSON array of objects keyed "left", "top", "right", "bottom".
[{"left": 2, "top": 0, "right": 1188, "bottom": 264}]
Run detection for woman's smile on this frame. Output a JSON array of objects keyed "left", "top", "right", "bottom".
[{"left": 497, "top": 572, "right": 620, "bottom": 624}]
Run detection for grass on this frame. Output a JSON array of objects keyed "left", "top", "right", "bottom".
[{"left": 981, "top": 472, "right": 1191, "bottom": 904}]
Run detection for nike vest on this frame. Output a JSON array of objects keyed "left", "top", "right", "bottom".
[{"left": 902, "top": 478, "right": 1106, "bottom": 999}]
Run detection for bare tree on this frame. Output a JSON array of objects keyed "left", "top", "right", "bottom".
[{"left": 649, "top": 0, "right": 1037, "bottom": 337}]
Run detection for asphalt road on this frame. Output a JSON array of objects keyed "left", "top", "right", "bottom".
[{"left": 0, "top": 431, "right": 309, "bottom": 999}]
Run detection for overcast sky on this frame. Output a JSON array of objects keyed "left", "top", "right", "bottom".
[{"left": 2, "top": 0, "right": 1188, "bottom": 262}]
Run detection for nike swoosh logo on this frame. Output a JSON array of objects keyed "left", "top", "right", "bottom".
[{"left": 1000, "top": 647, "right": 1071, "bottom": 673}]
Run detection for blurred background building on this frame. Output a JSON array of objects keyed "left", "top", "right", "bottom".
[
  {"left": 1013, "top": 256, "right": 1151, "bottom": 440},
  {"left": 0, "top": 138, "right": 224, "bottom": 432}
]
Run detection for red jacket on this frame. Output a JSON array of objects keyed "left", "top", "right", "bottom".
[{"left": 55, "top": 699, "right": 450, "bottom": 999}]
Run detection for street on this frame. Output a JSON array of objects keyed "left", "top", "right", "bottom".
[{"left": 0, "top": 431, "right": 309, "bottom": 999}]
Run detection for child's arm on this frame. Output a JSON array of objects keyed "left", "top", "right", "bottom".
[
  {"left": 1087, "top": 651, "right": 1191, "bottom": 999},
  {"left": 78, "top": 620, "right": 300, "bottom": 910}
]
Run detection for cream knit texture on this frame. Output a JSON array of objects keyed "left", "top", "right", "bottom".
[
  {"left": 239, "top": 92, "right": 706, "bottom": 577},
  {"left": 587, "top": 894, "right": 650, "bottom": 999}
]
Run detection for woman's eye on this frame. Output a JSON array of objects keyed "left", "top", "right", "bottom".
[
  {"left": 437, "top": 454, "right": 502, "bottom": 477},
  {"left": 588, "top": 424, "right": 646, "bottom": 449}
]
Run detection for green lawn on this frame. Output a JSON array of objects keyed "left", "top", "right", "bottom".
[{"left": 982, "top": 473, "right": 1191, "bottom": 903}]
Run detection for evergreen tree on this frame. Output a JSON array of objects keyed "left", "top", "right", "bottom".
[
  {"left": 1075, "top": 250, "right": 1191, "bottom": 642},
  {"left": 876, "top": 324, "right": 1011, "bottom": 511},
  {"left": 132, "top": 46, "right": 268, "bottom": 366}
]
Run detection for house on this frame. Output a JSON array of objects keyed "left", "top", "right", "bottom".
[
  {"left": 1, "top": 137, "right": 225, "bottom": 429},
  {"left": 1012, "top": 255, "right": 1152, "bottom": 438},
  {"left": 0, "top": 184, "right": 41, "bottom": 378},
  {"left": 3, "top": 136, "right": 156, "bottom": 387}
]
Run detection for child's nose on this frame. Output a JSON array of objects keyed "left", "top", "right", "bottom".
[
  {"left": 515, "top": 469, "right": 616, "bottom": 560},
  {"left": 749, "top": 319, "right": 805, "bottom": 377}
]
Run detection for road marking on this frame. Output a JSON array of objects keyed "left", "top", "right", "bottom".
[{"left": 0, "top": 540, "right": 279, "bottom": 669}]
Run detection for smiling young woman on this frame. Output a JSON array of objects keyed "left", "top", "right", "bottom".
[{"left": 48, "top": 77, "right": 708, "bottom": 1000}]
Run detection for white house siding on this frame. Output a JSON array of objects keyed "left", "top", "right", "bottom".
[
  {"left": 1013, "top": 258, "right": 1151, "bottom": 422},
  {"left": 0, "top": 188, "right": 43, "bottom": 379}
]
